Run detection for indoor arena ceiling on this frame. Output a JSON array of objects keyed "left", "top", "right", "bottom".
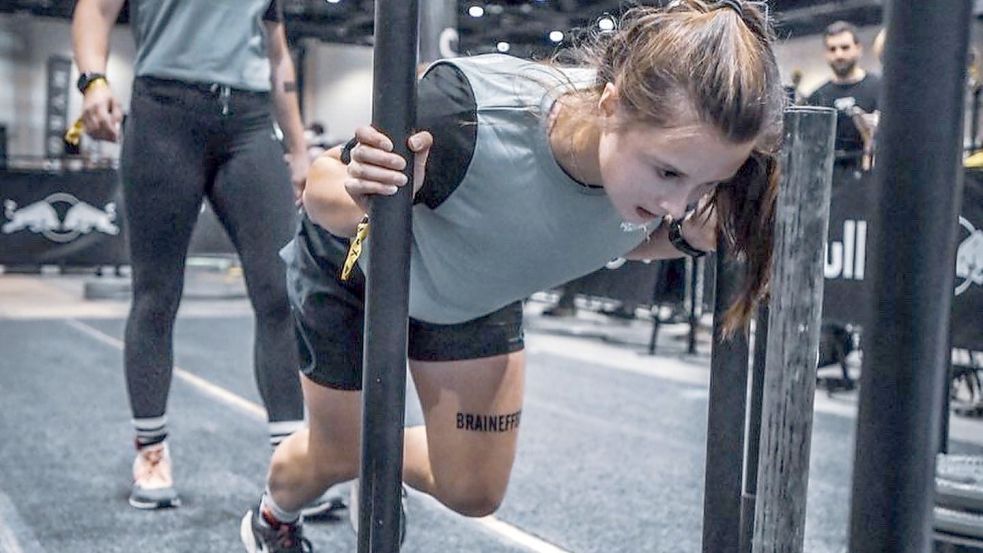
[{"left": 1, "top": 0, "right": 889, "bottom": 52}]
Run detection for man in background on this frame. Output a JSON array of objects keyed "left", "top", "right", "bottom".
[{"left": 806, "top": 21, "right": 881, "bottom": 170}]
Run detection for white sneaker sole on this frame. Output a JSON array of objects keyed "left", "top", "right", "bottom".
[
  {"left": 239, "top": 510, "right": 261, "bottom": 553},
  {"left": 128, "top": 495, "right": 180, "bottom": 510}
]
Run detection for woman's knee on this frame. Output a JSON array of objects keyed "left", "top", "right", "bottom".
[
  {"left": 247, "top": 278, "right": 291, "bottom": 322},
  {"left": 268, "top": 437, "right": 358, "bottom": 490},
  {"left": 129, "top": 284, "right": 181, "bottom": 326},
  {"left": 310, "top": 455, "right": 359, "bottom": 487},
  {"left": 435, "top": 476, "right": 508, "bottom": 518}
]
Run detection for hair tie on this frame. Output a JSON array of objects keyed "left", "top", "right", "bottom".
[{"left": 716, "top": 0, "right": 743, "bottom": 17}]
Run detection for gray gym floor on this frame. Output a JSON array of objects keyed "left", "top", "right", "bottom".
[{"left": 1, "top": 271, "right": 981, "bottom": 553}]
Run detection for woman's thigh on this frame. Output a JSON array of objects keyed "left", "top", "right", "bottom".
[
  {"left": 409, "top": 351, "right": 525, "bottom": 494},
  {"left": 302, "top": 374, "right": 362, "bottom": 475}
]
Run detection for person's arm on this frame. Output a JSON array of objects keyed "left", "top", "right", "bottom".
[
  {"left": 265, "top": 18, "right": 309, "bottom": 203},
  {"left": 303, "top": 146, "right": 363, "bottom": 236},
  {"left": 71, "top": 0, "right": 126, "bottom": 141},
  {"left": 72, "top": 0, "right": 123, "bottom": 76},
  {"left": 304, "top": 128, "right": 431, "bottom": 237}
]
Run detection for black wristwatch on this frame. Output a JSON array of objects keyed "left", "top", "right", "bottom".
[
  {"left": 668, "top": 218, "right": 708, "bottom": 258},
  {"left": 77, "top": 72, "right": 107, "bottom": 94}
]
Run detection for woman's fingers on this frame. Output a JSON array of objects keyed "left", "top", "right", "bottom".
[
  {"left": 408, "top": 131, "right": 433, "bottom": 152},
  {"left": 348, "top": 160, "right": 407, "bottom": 186},
  {"left": 410, "top": 132, "right": 433, "bottom": 194},
  {"left": 347, "top": 127, "right": 433, "bottom": 202},
  {"left": 354, "top": 125, "right": 394, "bottom": 152},
  {"left": 350, "top": 142, "right": 406, "bottom": 172},
  {"left": 344, "top": 178, "right": 399, "bottom": 210}
]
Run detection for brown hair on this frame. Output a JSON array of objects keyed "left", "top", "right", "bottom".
[{"left": 563, "top": 1, "right": 785, "bottom": 334}]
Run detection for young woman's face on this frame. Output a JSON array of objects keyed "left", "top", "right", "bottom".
[{"left": 596, "top": 86, "right": 755, "bottom": 225}]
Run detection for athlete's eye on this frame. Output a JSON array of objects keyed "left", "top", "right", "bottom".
[{"left": 657, "top": 167, "right": 680, "bottom": 180}]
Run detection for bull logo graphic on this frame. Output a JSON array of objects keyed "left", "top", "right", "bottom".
[
  {"left": 63, "top": 202, "right": 119, "bottom": 235},
  {"left": 956, "top": 216, "right": 983, "bottom": 296},
  {"left": 2, "top": 193, "right": 120, "bottom": 243},
  {"left": 2, "top": 200, "right": 59, "bottom": 234}
]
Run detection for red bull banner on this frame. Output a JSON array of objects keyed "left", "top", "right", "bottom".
[
  {"left": 0, "top": 169, "right": 126, "bottom": 266},
  {"left": 822, "top": 166, "right": 983, "bottom": 361},
  {"left": 953, "top": 170, "right": 983, "bottom": 361},
  {"left": 0, "top": 169, "right": 241, "bottom": 267}
]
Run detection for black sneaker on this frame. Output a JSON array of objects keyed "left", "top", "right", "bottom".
[{"left": 240, "top": 505, "right": 312, "bottom": 553}]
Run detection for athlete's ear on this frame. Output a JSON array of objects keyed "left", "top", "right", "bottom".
[{"left": 598, "top": 82, "right": 621, "bottom": 120}]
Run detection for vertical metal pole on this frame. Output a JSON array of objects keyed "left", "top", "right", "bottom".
[
  {"left": 358, "top": 3, "right": 419, "bottom": 553},
  {"left": 648, "top": 310, "right": 661, "bottom": 354},
  {"left": 740, "top": 303, "right": 769, "bottom": 553},
  {"left": 847, "top": 2, "right": 971, "bottom": 552},
  {"left": 971, "top": 86, "right": 981, "bottom": 154},
  {"left": 752, "top": 106, "right": 835, "bottom": 553},
  {"left": 688, "top": 257, "right": 700, "bottom": 354},
  {"left": 702, "top": 242, "right": 750, "bottom": 553}
]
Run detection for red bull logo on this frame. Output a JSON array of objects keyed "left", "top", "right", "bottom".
[
  {"left": 956, "top": 216, "right": 983, "bottom": 297},
  {"left": 825, "top": 220, "right": 867, "bottom": 281},
  {"left": 2, "top": 193, "right": 120, "bottom": 243},
  {"left": 825, "top": 216, "right": 981, "bottom": 297}
]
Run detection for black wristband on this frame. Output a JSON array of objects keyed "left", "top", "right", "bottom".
[
  {"left": 668, "top": 219, "right": 708, "bottom": 258},
  {"left": 340, "top": 137, "right": 358, "bottom": 164},
  {"left": 77, "top": 72, "right": 107, "bottom": 94}
]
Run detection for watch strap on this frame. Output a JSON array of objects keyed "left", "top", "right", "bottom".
[
  {"left": 77, "top": 72, "right": 108, "bottom": 94},
  {"left": 668, "top": 219, "right": 708, "bottom": 258}
]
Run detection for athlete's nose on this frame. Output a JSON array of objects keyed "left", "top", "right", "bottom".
[{"left": 656, "top": 191, "right": 690, "bottom": 221}]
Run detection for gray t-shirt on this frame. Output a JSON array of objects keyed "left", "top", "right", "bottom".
[
  {"left": 287, "top": 54, "right": 650, "bottom": 324},
  {"left": 130, "top": 0, "right": 280, "bottom": 91}
]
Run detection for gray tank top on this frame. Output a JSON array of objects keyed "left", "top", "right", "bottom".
[
  {"left": 129, "top": 0, "right": 278, "bottom": 91},
  {"left": 403, "top": 54, "right": 649, "bottom": 324}
]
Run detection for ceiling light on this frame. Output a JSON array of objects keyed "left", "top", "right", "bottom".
[
  {"left": 549, "top": 30, "right": 564, "bottom": 43},
  {"left": 598, "top": 17, "right": 615, "bottom": 31},
  {"left": 497, "top": 41, "right": 510, "bottom": 53},
  {"left": 468, "top": 5, "right": 485, "bottom": 17}
]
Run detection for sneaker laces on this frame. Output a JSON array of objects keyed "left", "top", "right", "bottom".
[{"left": 134, "top": 446, "right": 171, "bottom": 488}]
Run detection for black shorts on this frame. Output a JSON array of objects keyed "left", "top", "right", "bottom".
[{"left": 284, "top": 217, "right": 524, "bottom": 391}]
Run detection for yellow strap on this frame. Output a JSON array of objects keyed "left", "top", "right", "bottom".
[
  {"left": 966, "top": 151, "right": 983, "bottom": 168},
  {"left": 340, "top": 218, "right": 370, "bottom": 281},
  {"left": 64, "top": 118, "right": 84, "bottom": 147},
  {"left": 64, "top": 78, "right": 109, "bottom": 146}
]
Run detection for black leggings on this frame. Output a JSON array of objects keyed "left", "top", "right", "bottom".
[{"left": 119, "top": 77, "right": 303, "bottom": 423}]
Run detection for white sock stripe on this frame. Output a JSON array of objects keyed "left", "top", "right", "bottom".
[
  {"left": 268, "top": 420, "right": 304, "bottom": 436},
  {"left": 261, "top": 489, "right": 301, "bottom": 523},
  {"left": 132, "top": 416, "right": 167, "bottom": 430},
  {"left": 134, "top": 427, "right": 167, "bottom": 437}
]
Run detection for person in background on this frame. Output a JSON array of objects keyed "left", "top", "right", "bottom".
[
  {"left": 806, "top": 20, "right": 881, "bottom": 171},
  {"left": 72, "top": 0, "right": 340, "bottom": 517}
]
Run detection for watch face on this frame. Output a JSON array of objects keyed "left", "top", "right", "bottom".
[{"left": 77, "top": 73, "right": 103, "bottom": 93}]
